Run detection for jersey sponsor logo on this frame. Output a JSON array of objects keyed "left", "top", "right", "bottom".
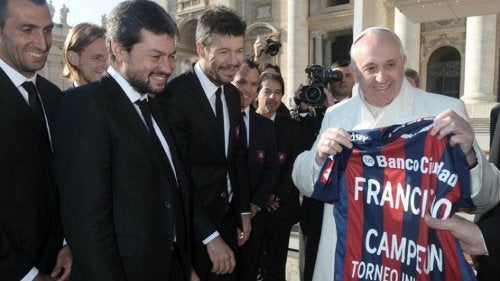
[{"left": 374, "top": 155, "right": 458, "bottom": 187}]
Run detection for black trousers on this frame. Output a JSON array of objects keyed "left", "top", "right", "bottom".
[
  {"left": 300, "top": 197, "right": 324, "bottom": 281},
  {"left": 193, "top": 202, "right": 239, "bottom": 281},
  {"left": 238, "top": 212, "right": 266, "bottom": 281},
  {"left": 261, "top": 202, "right": 297, "bottom": 281},
  {"left": 170, "top": 243, "right": 188, "bottom": 281}
]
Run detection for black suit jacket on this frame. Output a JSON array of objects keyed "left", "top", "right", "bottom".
[
  {"left": 159, "top": 66, "right": 249, "bottom": 243},
  {"left": 489, "top": 104, "right": 500, "bottom": 162},
  {"left": 246, "top": 108, "right": 279, "bottom": 210},
  {"left": 0, "top": 68, "right": 63, "bottom": 279},
  {"left": 54, "top": 73, "right": 191, "bottom": 281},
  {"left": 273, "top": 114, "right": 302, "bottom": 223},
  {"left": 475, "top": 105, "right": 500, "bottom": 280}
]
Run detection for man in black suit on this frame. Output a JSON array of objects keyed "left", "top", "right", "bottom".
[
  {"left": 0, "top": 0, "right": 71, "bottom": 280},
  {"left": 474, "top": 105, "right": 500, "bottom": 280},
  {"left": 159, "top": 6, "right": 250, "bottom": 281},
  {"left": 256, "top": 72, "right": 302, "bottom": 281},
  {"left": 53, "top": 1, "right": 191, "bottom": 280},
  {"left": 232, "top": 59, "right": 279, "bottom": 281}
]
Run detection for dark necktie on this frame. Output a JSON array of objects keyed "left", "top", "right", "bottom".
[
  {"left": 241, "top": 111, "right": 248, "bottom": 147},
  {"left": 135, "top": 98, "right": 186, "bottom": 241},
  {"left": 135, "top": 98, "right": 178, "bottom": 186},
  {"left": 22, "top": 81, "right": 46, "bottom": 127},
  {"left": 215, "top": 88, "right": 224, "bottom": 142}
]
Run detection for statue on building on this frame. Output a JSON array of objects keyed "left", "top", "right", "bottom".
[
  {"left": 60, "top": 4, "right": 70, "bottom": 25},
  {"left": 48, "top": 0, "right": 55, "bottom": 19},
  {"left": 101, "top": 14, "right": 107, "bottom": 30}
]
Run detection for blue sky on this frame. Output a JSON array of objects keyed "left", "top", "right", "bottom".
[{"left": 50, "top": 0, "right": 124, "bottom": 26}]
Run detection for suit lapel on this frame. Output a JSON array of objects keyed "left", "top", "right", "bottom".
[
  {"left": 186, "top": 70, "right": 226, "bottom": 156},
  {"left": 0, "top": 68, "right": 50, "bottom": 140},
  {"left": 248, "top": 109, "right": 258, "bottom": 149},
  {"left": 100, "top": 74, "right": 163, "bottom": 167}
]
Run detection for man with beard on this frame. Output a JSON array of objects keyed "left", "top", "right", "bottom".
[
  {"left": 159, "top": 6, "right": 250, "bottom": 281},
  {"left": 256, "top": 72, "right": 303, "bottom": 281},
  {"left": 0, "top": 0, "right": 71, "bottom": 280},
  {"left": 53, "top": 1, "right": 193, "bottom": 280}
]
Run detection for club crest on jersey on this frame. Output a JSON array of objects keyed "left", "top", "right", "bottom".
[
  {"left": 235, "top": 125, "right": 241, "bottom": 139},
  {"left": 278, "top": 152, "right": 286, "bottom": 163},
  {"left": 257, "top": 150, "right": 266, "bottom": 162},
  {"left": 362, "top": 155, "right": 376, "bottom": 167}
]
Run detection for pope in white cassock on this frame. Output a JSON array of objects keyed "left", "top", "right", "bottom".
[{"left": 292, "top": 27, "right": 500, "bottom": 281}]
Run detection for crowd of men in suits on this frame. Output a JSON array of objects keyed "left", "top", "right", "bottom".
[
  {"left": 2, "top": 0, "right": 500, "bottom": 281},
  {"left": 0, "top": 0, "right": 305, "bottom": 280}
]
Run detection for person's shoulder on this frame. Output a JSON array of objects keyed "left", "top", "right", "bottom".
[
  {"left": 490, "top": 103, "right": 500, "bottom": 114},
  {"left": 166, "top": 69, "right": 196, "bottom": 90},
  {"left": 37, "top": 75, "right": 62, "bottom": 96},
  {"left": 326, "top": 94, "right": 361, "bottom": 115},
  {"left": 416, "top": 89, "right": 463, "bottom": 110},
  {"left": 276, "top": 113, "right": 299, "bottom": 127},
  {"left": 252, "top": 110, "right": 274, "bottom": 126}
]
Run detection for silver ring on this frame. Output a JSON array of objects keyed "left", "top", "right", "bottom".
[{"left": 326, "top": 139, "right": 332, "bottom": 146}]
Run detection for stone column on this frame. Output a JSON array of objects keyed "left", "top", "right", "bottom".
[
  {"left": 313, "top": 32, "right": 324, "bottom": 65},
  {"left": 324, "top": 37, "right": 333, "bottom": 67},
  {"left": 287, "top": 0, "right": 309, "bottom": 105},
  {"left": 353, "top": 0, "right": 390, "bottom": 38},
  {"left": 394, "top": 8, "right": 421, "bottom": 71},
  {"left": 463, "top": 14, "right": 498, "bottom": 104}
]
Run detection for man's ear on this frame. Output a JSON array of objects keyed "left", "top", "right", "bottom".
[
  {"left": 196, "top": 42, "right": 205, "bottom": 58},
  {"left": 111, "top": 40, "right": 126, "bottom": 62},
  {"left": 67, "top": 50, "right": 80, "bottom": 67}
]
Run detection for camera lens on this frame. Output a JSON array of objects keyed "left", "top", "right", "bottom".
[
  {"left": 266, "top": 39, "right": 281, "bottom": 56},
  {"left": 304, "top": 86, "right": 323, "bottom": 104}
]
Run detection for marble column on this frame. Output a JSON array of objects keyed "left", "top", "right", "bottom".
[
  {"left": 463, "top": 14, "right": 498, "bottom": 104},
  {"left": 313, "top": 32, "right": 324, "bottom": 65},
  {"left": 353, "top": 0, "right": 390, "bottom": 38},
  {"left": 287, "top": 0, "right": 309, "bottom": 106},
  {"left": 324, "top": 37, "right": 333, "bottom": 67},
  {"left": 394, "top": 8, "right": 421, "bottom": 71}
]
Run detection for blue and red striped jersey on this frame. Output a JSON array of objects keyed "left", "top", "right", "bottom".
[{"left": 313, "top": 118, "right": 476, "bottom": 281}]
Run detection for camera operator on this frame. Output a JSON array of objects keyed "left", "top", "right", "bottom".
[
  {"left": 293, "top": 60, "right": 355, "bottom": 281},
  {"left": 253, "top": 35, "right": 282, "bottom": 64}
]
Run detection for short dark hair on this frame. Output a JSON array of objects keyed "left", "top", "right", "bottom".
[
  {"left": 331, "top": 60, "right": 350, "bottom": 69},
  {"left": 0, "top": 0, "right": 47, "bottom": 27},
  {"left": 196, "top": 6, "right": 246, "bottom": 47},
  {"left": 63, "top": 23, "right": 106, "bottom": 80},
  {"left": 258, "top": 72, "right": 285, "bottom": 94},
  {"left": 405, "top": 67, "right": 420, "bottom": 87},
  {"left": 106, "top": 0, "right": 178, "bottom": 64},
  {"left": 244, "top": 58, "right": 260, "bottom": 73},
  {"left": 261, "top": 63, "right": 281, "bottom": 75}
]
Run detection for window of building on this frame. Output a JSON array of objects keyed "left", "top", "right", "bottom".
[
  {"left": 427, "top": 46, "right": 461, "bottom": 99},
  {"left": 326, "top": 0, "right": 350, "bottom": 7}
]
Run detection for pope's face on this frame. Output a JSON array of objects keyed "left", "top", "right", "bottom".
[{"left": 352, "top": 31, "right": 407, "bottom": 107}]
